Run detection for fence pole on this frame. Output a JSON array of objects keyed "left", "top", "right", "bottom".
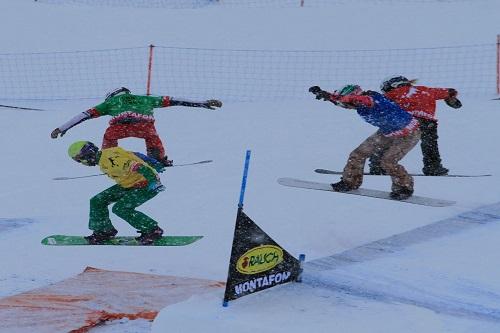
[
  {"left": 146, "top": 44, "right": 155, "bottom": 96},
  {"left": 300, "top": 0, "right": 304, "bottom": 7},
  {"left": 496, "top": 35, "right": 500, "bottom": 95}
]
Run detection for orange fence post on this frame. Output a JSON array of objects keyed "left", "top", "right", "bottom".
[{"left": 146, "top": 44, "right": 155, "bottom": 96}]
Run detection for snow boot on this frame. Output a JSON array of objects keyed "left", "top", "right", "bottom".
[
  {"left": 389, "top": 187, "right": 414, "bottom": 200},
  {"left": 135, "top": 226, "right": 164, "bottom": 245},
  {"left": 331, "top": 180, "right": 356, "bottom": 192},
  {"left": 84, "top": 227, "right": 118, "bottom": 245},
  {"left": 423, "top": 166, "right": 449, "bottom": 176}
]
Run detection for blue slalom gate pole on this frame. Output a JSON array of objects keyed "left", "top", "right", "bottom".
[
  {"left": 223, "top": 150, "right": 252, "bottom": 308},
  {"left": 238, "top": 150, "right": 252, "bottom": 210}
]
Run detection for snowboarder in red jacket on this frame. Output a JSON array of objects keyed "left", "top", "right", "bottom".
[{"left": 369, "top": 76, "right": 461, "bottom": 176}]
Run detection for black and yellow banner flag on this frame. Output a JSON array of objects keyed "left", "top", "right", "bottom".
[{"left": 223, "top": 209, "right": 301, "bottom": 305}]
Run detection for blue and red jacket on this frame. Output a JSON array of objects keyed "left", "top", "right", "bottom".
[{"left": 331, "top": 91, "right": 419, "bottom": 137}]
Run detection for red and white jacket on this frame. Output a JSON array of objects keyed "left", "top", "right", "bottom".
[{"left": 384, "top": 85, "right": 452, "bottom": 121}]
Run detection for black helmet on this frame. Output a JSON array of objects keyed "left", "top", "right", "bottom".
[
  {"left": 380, "top": 76, "right": 411, "bottom": 93},
  {"left": 105, "top": 87, "right": 131, "bottom": 101}
]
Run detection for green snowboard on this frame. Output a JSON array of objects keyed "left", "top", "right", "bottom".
[{"left": 41, "top": 235, "right": 203, "bottom": 246}]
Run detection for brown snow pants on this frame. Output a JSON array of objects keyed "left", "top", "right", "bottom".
[{"left": 341, "top": 128, "right": 421, "bottom": 192}]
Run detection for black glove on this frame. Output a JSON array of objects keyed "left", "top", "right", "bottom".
[
  {"left": 309, "top": 86, "right": 331, "bottom": 101},
  {"left": 309, "top": 86, "right": 322, "bottom": 94},
  {"left": 50, "top": 128, "right": 66, "bottom": 139},
  {"left": 445, "top": 97, "right": 462, "bottom": 109},
  {"left": 448, "top": 88, "right": 458, "bottom": 98},
  {"left": 203, "top": 99, "right": 223, "bottom": 110}
]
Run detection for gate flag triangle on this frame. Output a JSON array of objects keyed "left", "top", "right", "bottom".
[{"left": 223, "top": 209, "right": 301, "bottom": 304}]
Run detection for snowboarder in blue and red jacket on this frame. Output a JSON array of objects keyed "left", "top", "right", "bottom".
[{"left": 310, "top": 84, "right": 421, "bottom": 200}]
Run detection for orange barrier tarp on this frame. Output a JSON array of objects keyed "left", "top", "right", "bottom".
[{"left": 0, "top": 267, "right": 224, "bottom": 333}]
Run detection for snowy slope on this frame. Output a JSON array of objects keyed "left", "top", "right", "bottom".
[
  {"left": 1, "top": 1, "right": 500, "bottom": 332},
  {"left": 154, "top": 220, "right": 500, "bottom": 333}
]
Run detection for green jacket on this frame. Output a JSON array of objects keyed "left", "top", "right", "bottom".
[
  {"left": 93, "top": 94, "right": 168, "bottom": 119},
  {"left": 55, "top": 93, "right": 213, "bottom": 134}
]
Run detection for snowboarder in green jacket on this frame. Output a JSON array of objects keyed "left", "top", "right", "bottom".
[{"left": 52, "top": 87, "right": 222, "bottom": 166}]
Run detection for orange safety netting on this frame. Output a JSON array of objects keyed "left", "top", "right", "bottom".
[{"left": 0, "top": 267, "right": 224, "bottom": 333}]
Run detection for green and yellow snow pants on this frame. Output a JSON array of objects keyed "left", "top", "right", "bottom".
[{"left": 89, "top": 184, "right": 159, "bottom": 233}]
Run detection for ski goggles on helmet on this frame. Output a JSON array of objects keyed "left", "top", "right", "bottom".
[
  {"left": 105, "top": 87, "right": 131, "bottom": 101},
  {"left": 338, "top": 84, "right": 362, "bottom": 96},
  {"left": 380, "top": 76, "right": 413, "bottom": 93},
  {"left": 74, "top": 142, "right": 99, "bottom": 166}
]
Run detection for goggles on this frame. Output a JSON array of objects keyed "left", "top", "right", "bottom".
[
  {"left": 74, "top": 143, "right": 98, "bottom": 166},
  {"left": 105, "top": 87, "right": 131, "bottom": 101}
]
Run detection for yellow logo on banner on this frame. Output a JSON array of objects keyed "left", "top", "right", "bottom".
[{"left": 236, "top": 245, "right": 284, "bottom": 274}]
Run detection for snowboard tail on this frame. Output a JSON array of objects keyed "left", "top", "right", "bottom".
[
  {"left": 41, "top": 235, "right": 203, "bottom": 246},
  {"left": 314, "top": 169, "right": 491, "bottom": 178},
  {"left": 277, "top": 178, "right": 455, "bottom": 207}
]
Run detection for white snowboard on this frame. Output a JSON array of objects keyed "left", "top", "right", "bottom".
[{"left": 277, "top": 178, "right": 455, "bottom": 207}]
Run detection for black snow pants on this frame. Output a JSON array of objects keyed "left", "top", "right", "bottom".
[{"left": 369, "top": 118, "right": 446, "bottom": 175}]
